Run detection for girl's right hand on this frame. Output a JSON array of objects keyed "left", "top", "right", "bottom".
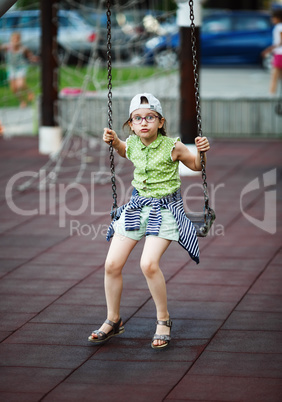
[{"left": 103, "top": 128, "right": 119, "bottom": 147}]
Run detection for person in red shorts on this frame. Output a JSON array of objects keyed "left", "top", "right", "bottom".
[{"left": 262, "top": 9, "right": 282, "bottom": 94}]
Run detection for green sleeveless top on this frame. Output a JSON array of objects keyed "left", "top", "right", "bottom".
[
  {"left": 6, "top": 46, "right": 27, "bottom": 70},
  {"left": 126, "top": 133, "right": 181, "bottom": 198}
]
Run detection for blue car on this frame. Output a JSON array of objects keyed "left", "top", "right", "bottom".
[{"left": 144, "top": 11, "right": 273, "bottom": 68}]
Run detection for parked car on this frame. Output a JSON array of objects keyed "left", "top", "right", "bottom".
[
  {"left": 144, "top": 11, "right": 273, "bottom": 68},
  {"left": 81, "top": 9, "right": 175, "bottom": 62},
  {"left": 0, "top": 9, "right": 96, "bottom": 60},
  {"left": 81, "top": 10, "right": 134, "bottom": 61}
]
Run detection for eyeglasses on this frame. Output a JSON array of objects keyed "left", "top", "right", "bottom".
[{"left": 131, "top": 114, "right": 159, "bottom": 124}]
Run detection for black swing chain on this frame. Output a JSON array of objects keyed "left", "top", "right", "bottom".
[
  {"left": 106, "top": 0, "right": 118, "bottom": 219},
  {"left": 188, "top": 0, "right": 210, "bottom": 212}
]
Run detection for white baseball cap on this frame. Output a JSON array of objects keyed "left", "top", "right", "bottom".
[{"left": 129, "top": 93, "right": 163, "bottom": 116}]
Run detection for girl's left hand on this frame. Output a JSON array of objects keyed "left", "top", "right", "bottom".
[{"left": 195, "top": 136, "right": 210, "bottom": 152}]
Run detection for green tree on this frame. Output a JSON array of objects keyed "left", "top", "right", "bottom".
[{"left": 16, "top": 0, "right": 40, "bottom": 9}]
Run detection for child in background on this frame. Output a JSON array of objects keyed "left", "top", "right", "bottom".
[
  {"left": 262, "top": 9, "right": 282, "bottom": 94},
  {"left": 0, "top": 32, "right": 39, "bottom": 107},
  {"left": 88, "top": 93, "right": 210, "bottom": 349}
]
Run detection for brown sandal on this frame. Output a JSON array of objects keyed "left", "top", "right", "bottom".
[
  {"left": 88, "top": 318, "right": 124, "bottom": 345},
  {"left": 151, "top": 318, "right": 172, "bottom": 349}
]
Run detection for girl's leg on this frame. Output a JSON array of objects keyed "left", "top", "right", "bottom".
[
  {"left": 16, "top": 77, "right": 28, "bottom": 107},
  {"left": 279, "top": 68, "right": 282, "bottom": 90},
  {"left": 9, "top": 79, "right": 17, "bottom": 95},
  {"left": 10, "top": 77, "right": 27, "bottom": 107},
  {"left": 270, "top": 67, "right": 280, "bottom": 94},
  {"left": 90, "top": 234, "right": 138, "bottom": 339},
  {"left": 140, "top": 236, "right": 171, "bottom": 346}
]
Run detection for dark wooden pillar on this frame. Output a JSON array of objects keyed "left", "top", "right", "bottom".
[
  {"left": 40, "top": 0, "right": 58, "bottom": 126},
  {"left": 179, "top": 26, "right": 200, "bottom": 143},
  {"left": 178, "top": 0, "right": 201, "bottom": 144},
  {"left": 0, "top": 0, "right": 17, "bottom": 18}
]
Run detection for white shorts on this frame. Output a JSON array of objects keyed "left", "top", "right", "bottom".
[
  {"left": 113, "top": 205, "right": 180, "bottom": 242},
  {"left": 7, "top": 67, "right": 27, "bottom": 81}
]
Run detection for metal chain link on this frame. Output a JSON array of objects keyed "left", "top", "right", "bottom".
[
  {"left": 106, "top": 0, "right": 118, "bottom": 218},
  {"left": 188, "top": 0, "right": 210, "bottom": 211}
]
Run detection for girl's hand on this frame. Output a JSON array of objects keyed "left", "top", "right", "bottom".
[
  {"left": 103, "top": 128, "right": 127, "bottom": 157},
  {"left": 261, "top": 49, "right": 270, "bottom": 58},
  {"left": 103, "top": 128, "right": 119, "bottom": 147},
  {"left": 195, "top": 136, "right": 210, "bottom": 152},
  {"left": 31, "top": 55, "right": 40, "bottom": 63}
]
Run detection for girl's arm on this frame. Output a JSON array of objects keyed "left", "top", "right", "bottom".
[
  {"left": 103, "top": 128, "right": 127, "bottom": 158},
  {"left": 24, "top": 47, "right": 39, "bottom": 63},
  {"left": 172, "top": 136, "right": 210, "bottom": 171},
  {"left": 262, "top": 45, "right": 274, "bottom": 57},
  {"left": 262, "top": 31, "right": 282, "bottom": 56}
]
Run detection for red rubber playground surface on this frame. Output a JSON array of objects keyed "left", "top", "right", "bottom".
[{"left": 0, "top": 136, "right": 282, "bottom": 401}]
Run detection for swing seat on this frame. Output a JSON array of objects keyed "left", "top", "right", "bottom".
[{"left": 186, "top": 208, "right": 216, "bottom": 237}]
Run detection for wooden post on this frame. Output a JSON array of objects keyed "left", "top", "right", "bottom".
[
  {"left": 40, "top": 0, "right": 58, "bottom": 126},
  {"left": 0, "top": 0, "right": 17, "bottom": 18},
  {"left": 39, "top": 0, "right": 62, "bottom": 154},
  {"left": 177, "top": 0, "right": 201, "bottom": 144}
]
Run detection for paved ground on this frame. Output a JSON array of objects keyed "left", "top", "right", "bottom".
[{"left": 0, "top": 135, "right": 282, "bottom": 401}]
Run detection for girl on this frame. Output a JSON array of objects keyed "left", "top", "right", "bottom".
[
  {"left": 262, "top": 9, "right": 282, "bottom": 94},
  {"left": 0, "top": 32, "right": 39, "bottom": 108},
  {"left": 88, "top": 93, "right": 210, "bottom": 349}
]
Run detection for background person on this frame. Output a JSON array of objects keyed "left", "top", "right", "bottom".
[
  {"left": 0, "top": 32, "right": 39, "bottom": 107},
  {"left": 262, "top": 9, "right": 282, "bottom": 94}
]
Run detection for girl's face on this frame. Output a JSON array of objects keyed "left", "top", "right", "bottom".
[
  {"left": 129, "top": 107, "right": 164, "bottom": 146},
  {"left": 271, "top": 16, "right": 282, "bottom": 25},
  {"left": 11, "top": 34, "right": 21, "bottom": 48}
]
